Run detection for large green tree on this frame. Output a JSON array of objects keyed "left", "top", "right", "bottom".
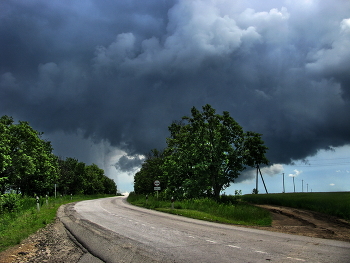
[
  {"left": 162, "top": 104, "right": 268, "bottom": 199},
  {"left": 0, "top": 115, "right": 58, "bottom": 195}
]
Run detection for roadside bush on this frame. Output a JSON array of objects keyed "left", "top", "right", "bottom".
[
  {"left": 0, "top": 192, "right": 22, "bottom": 213},
  {"left": 219, "top": 191, "right": 242, "bottom": 205}
]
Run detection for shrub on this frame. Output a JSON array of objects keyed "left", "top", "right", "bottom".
[{"left": 1, "top": 192, "right": 22, "bottom": 213}]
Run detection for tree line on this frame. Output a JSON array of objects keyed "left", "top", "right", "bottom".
[
  {"left": 134, "top": 104, "right": 269, "bottom": 200},
  {"left": 0, "top": 115, "right": 116, "bottom": 196}
]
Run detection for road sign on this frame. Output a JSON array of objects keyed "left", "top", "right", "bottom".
[
  {"left": 154, "top": 180, "right": 160, "bottom": 187},
  {"left": 154, "top": 186, "right": 161, "bottom": 191}
]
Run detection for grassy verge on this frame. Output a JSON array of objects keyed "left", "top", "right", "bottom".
[
  {"left": 242, "top": 192, "right": 350, "bottom": 221},
  {"left": 127, "top": 193, "right": 271, "bottom": 226},
  {"left": 0, "top": 194, "right": 115, "bottom": 252}
]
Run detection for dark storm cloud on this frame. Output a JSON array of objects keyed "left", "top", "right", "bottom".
[
  {"left": 1, "top": 0, "right": 350, "bottom": 168},
  {"left": 114, "top": 155, "right": 145, "bottom": 174}
]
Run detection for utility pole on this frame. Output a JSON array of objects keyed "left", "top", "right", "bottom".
[
  {"left": 302, "top": 180, "right": 304, "bottom": 193},
  {"left": 256, "top": 165, "right": 259, "bottom": 194},
  {"left": 258, "top": 166, "right": 268, "bottom": 194},
  {"left": 307, "top": 184, "right": 308, "bottom": 192},
  {"left": 282, "top": 173, "right": 285, "bottom": 193},
  {"left": 293, "top": 176, "right": 295, "bottom": 193}
]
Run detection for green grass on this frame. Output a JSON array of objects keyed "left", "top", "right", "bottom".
[
  {"left": 242, "top": 192, "right": 350, "bottom": 221},
  {"left": 0, "top": 194, "right": 115, "bottom": 252},
  {"left": 127, "top": 193, "right": 272, "bottom": 226}
]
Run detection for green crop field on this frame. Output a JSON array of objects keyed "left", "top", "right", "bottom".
[{"left": 242, "top": 192, "right": 350, "bottom": 221}]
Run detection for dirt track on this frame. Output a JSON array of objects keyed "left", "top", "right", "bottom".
[
  {"left": 1, "top": 205, "right": 349, "bottom": 263},
  {"left": 251, "top": 205, "right": 350, "bottom": 242}
]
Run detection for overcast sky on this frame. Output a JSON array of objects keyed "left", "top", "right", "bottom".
[{"left": 1, "top": 0, "right": 349, "bottom": 194}]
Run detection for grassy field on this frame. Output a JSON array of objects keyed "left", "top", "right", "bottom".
[
  {"left": 0, "top": 194, "right": 115, "bottom": 252},
  {"left": 242, "top": 192, "right": 350, "bottom": 221},
  {"left": 127, "top": 193, "right": 272, "bottom": 226}
]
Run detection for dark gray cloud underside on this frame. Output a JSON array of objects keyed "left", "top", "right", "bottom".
[{"left": 1, "top": 0, "right": 350, "bottom": 166}]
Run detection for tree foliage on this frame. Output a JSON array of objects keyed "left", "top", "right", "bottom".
[
  {"left": 0, "top": 116, "right": 58, "bottom": 195},
  {"left": 134, "top": 104, "right": 269, "bottom": 200},
  {"left": 57, "top": 157, "right": 86, "bottom": 195},
  {"left": 0, "top": 115, "right": 116, "bottom": 196},
  {"left": 57, "top": 158, "right": 117, "bottom": 195},
  {"left": 134, "top": 149, "right": 165, "bottom": 195}
]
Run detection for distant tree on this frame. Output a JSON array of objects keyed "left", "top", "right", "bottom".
[
  {"left": 0, "top": 115, "right": 58, "bottom": 195},
  {"left": 244, "top": 131, "right": 269, "bottom": 169},
  {"left": 0, "top": 115, "right": 116, "bottom": 196},
  {"left": 57, "top": 157, "right": 86, "bottom": 195},
  {"left": 134, "top": 149, "right": 165, "bottom": 195},
  {"left": 103, "top": 176, "right": 117, "bottom": 194},
  {"left": 84, "top": 164, "right": 105, "bottom": 195},
  {"left": 57, "top": 158, "right": 117, "bottom": 195}
]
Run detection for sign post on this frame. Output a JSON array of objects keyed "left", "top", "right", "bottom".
[
  {"left": 171, "top": 196, "right": 174, "bottom": 209},
  {"left": 154, "top": 180, "right": 161, "bottom": 199},
  {"left": 36, "top": 196, "right": 40, "bottom": 212}
]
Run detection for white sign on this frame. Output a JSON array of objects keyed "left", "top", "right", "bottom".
[
  {"left": 154, "top": 186, "right": 161, "bottom": 191},
  {"left": 154, "top": 180, "right": 160, "bottom": 187}
]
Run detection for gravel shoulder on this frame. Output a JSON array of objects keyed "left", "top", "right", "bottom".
[
  {"left": 0, "top": 217, "right": 85, "bottom": 263},
  {"left": 1, "top": 204, "right": 349, "bottom": 263}
]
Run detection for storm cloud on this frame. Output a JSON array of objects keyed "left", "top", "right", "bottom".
[{"left": 1, "top": 0, "right": 350, "bottom": 171}]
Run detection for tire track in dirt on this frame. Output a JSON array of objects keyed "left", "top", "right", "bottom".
[{"left": 252, "top": 205, "right": 350, "bottom": 242}]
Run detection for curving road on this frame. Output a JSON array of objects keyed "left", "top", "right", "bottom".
[{"left": 61, "top": 196, "right": 350, "bottom": 263}]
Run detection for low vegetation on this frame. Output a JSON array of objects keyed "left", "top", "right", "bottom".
[
  {"left": 127, "top": 192, "right": 272, "bottom": 226},
  {"left": 242, "top": 192, "right": 350, "bottom": 221},
  {"left": 0, "top": 193, "right": 115, "bottom": 252}
]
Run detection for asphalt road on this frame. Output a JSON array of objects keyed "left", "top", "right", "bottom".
[{"left": 61, "top": 196, "right": 350, "bottom": 263}]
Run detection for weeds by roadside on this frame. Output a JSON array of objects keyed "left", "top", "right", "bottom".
[
  {"left": 0, "top": 194, "right": 115, "bottom": 252},
  {"left": 127, "top": 192, "right": 271, "bottom": 226}
]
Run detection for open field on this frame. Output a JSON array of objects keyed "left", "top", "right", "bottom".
[{"left": 242, "top": 192, "right": 350, "bottom": 221}]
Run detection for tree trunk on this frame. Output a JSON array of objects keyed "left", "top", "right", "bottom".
[{"left": 213, "top": 183, "right": 222, "bottom": 200}]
